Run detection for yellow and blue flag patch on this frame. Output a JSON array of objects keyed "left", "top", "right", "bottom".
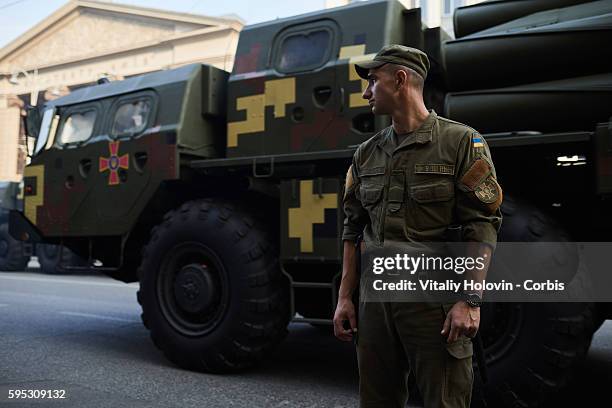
[{"left": 472, "top": 133, "right": 484, "bottom": 148}]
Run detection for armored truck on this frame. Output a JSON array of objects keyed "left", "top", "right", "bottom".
[
  {"left": 0, "top": 181, "right": 29, "bottom": 270},
  {"left": 9, "top": 0, "right": 612, "bottom": 406}
]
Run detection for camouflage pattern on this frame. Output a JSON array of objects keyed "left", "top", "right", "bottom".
[
  {"left": 225, "top": 0, "right": 422, "bottom": 158},
  {"left": 281, "top": 178, "right": 342, "bottom": 261}
]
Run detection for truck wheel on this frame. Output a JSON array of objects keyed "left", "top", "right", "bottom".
[
  {"left": 476, "top": 196, "right": 596, "bottom": 407},
  {"left": 37, "top": 244, "right": 88, "bottom": 275},
  {"left": 137, "top": 199, "right": 289, "bottom": 373},
  {"left": 0, "top": 223, "right": 28, "bottom": 271}
]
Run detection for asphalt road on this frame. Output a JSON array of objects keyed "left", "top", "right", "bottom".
[
  {"left": 0, "top": 271, "right": 360, "bottom": 408},
  {"left": 1, "top": 271, "right": 611, "bottom": 408}
]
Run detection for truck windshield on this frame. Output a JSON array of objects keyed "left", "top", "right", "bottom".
[{"left": 34, "top": 108, "right": 55, "bottom": 155}]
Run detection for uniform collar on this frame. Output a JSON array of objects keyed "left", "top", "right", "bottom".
[{"left": 378, "top": 109, "right": 436, "bottom": 156}]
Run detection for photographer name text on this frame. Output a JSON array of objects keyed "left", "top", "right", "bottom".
[{"left": 372, "top": 279, "right": 566, "bottom": 292}]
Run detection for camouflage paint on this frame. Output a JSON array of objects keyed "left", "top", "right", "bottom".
[
  {"left": 281, "top": 178, "right": 343, "bottom": 261},
  {"left": 225, "top": 0, "right": 403, "bottom": 158}
]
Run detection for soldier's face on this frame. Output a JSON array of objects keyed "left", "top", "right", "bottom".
[{"left": 363, "top": 66, "right": 395, "bottom": 115}]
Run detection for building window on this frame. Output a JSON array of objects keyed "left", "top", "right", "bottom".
[
  {"left": 59, "top": 110, "right": 96, "bottom": 144},
  {"left": 276, "top": 29, "right": 332, "bottom": 73},
  {"left": 112, "top": 100, "right": 151, "bottom": 136}
]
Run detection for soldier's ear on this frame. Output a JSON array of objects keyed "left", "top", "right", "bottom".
[{"left": 395, "top": 69, "right": 408, "bottom": 89}]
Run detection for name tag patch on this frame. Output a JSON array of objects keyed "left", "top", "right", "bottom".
[{"left": 414, "top": 164, "right": 455, "bottom": 175}]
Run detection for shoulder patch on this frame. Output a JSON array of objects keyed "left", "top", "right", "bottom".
[
  {"left": 475, "top": 178, "right": 499, "bottom": 203},
  {"left": 475, "top": 176, "right": 503, "bottom": 213},
  {"left": 414, "top": 163, "right": 455, "bottom": 175},
  {"left": 472, "top": 132, "right": 484, "bottom": 149},
  {"left": 460, "top": 158, "right": 491, "bottom": 191}
]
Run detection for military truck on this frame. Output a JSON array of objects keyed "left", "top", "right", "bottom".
[
  {"left": 9, "top": 0, "right": 612, "bottom": 406},
  {"left": 0, "top": 181, "right": 30, "bottom": 270}
]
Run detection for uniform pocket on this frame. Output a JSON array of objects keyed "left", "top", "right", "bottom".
[
  {"left": 446, "top": 337, "right": 474, "bottom": 359},
  {"left": 356, "top": 167, "right": 385, "bottom": 241},
  {"left": 359, "top": 166, "right": 385, "bottom": 179},
  {"left": 440, "top": 302, "right": 474, "bottom": 404},
  {"left": 358, "top": 166, "right": 385, "bottom": 220},
  {"left": 408, "top": 179, "right": 455, "bottom": 231},
  {"left": 444, "top": 337, "right": 474, "bottom": 404},
  {"left": 357, "top": 183, "right": 383, "bottom": 241},
  {"left": 359, "top": 184, "right": 383, "bottom": 206},
  {"left": 441, "top": 302, "right": 474, "bottom": 359},
  {"left": 411, "top": 180, "right": 454, "bottom": 203}
]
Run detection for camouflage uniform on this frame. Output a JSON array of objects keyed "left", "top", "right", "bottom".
[{"left": 342, "top": 109, "right": 502, "bottom": 408}]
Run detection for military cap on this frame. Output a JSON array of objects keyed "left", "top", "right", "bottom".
[{"left": 354, "top": 44, "right": 430, "bottom": 80}]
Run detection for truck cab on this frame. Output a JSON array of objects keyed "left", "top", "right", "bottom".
[{"left": 12, "top": 64, "right": 228, "bottom": 279}]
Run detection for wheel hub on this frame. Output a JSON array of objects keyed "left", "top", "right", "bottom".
[{"left": 173, "top": 263, "right": 216, "bottom": 314}]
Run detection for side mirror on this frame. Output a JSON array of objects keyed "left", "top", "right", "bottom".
[{"left": 24, "top": 104, "right": 41, "bottom": 139}]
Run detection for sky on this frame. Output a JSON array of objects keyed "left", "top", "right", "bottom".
[{"left": 0, "top": 0, "right": 328, "bottom": 49}]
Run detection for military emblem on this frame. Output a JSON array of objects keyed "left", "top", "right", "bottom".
[
  {"left": 99, "top": 141, "right": 129, "bottom": 185},
  {"left": 475, "top": 178, "right": 499, "bottom": 203}
]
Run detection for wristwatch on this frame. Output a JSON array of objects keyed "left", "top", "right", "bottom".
[{"left": 461, "top": 292, "right": 482, "bottom": 308}]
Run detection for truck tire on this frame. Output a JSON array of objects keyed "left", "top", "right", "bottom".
[
  {"left": 137, "top": 199, "right": 289, "bottom": 373},
  {"left": 476, "top": 196, "right": 596, "bottom": 407},
  {"left": 0, "top": 223, "right": 29, "bottom": 271},
  {"left": 37, "top": 244, "right": 89, "bottom": 275}
]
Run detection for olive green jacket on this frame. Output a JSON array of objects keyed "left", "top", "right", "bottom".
[{"left": 342, "top": 110, "right": 502, "bottom": 248}]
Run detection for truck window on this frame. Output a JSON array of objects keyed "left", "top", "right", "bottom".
[
  {"left": 59, "top": 110, "right": 96, "bottom": 144},
  {"left": 276, "top": 29, "right": 331, "bottom": 72},
  {"left": 111, "top": 100, "right": 152, "bottom": 136},
  {"left": 34, "top": 108, "right": 55, "bottom": 154}
]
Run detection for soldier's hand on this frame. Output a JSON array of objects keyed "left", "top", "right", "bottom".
[
  {"left": 441, "top": 301, "right": 480, "bottom": 343},
  {"left": 333, "top": 297, "right": 357, "bottom": 341}
]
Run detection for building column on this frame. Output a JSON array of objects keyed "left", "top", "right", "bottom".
[{"left": 0, "top": 94, "right": 25, "bottom": 181}]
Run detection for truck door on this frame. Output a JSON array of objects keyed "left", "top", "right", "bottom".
[
  {"left": 25, "top": 102, "right": 103, "bottom": 236},
  {"left": 91, "top": 94, "right": 156, "bottom": 225}
]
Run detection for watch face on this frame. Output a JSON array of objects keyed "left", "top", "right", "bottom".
[{"left": 467, "top": 293, "right": 481, "bottom": 307}]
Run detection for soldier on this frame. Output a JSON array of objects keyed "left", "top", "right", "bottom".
[{"left": 333, "top": 45, "right": 502, "bottom": 408}]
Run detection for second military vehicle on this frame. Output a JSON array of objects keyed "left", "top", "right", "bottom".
[{"left": 1, "top": 181, "right": 87, "bottom": 274}]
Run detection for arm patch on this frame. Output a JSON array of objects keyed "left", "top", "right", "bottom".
[
  {"left": 460, "top": 158, "right": 491, "bottom": 191},
  {"left": 475, "top": 176, "right": 503, "bottom": 213}
]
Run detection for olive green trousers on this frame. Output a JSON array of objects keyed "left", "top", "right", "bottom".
[{"left": 357, "top": 301, "right": 473, "bottom": 408}]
